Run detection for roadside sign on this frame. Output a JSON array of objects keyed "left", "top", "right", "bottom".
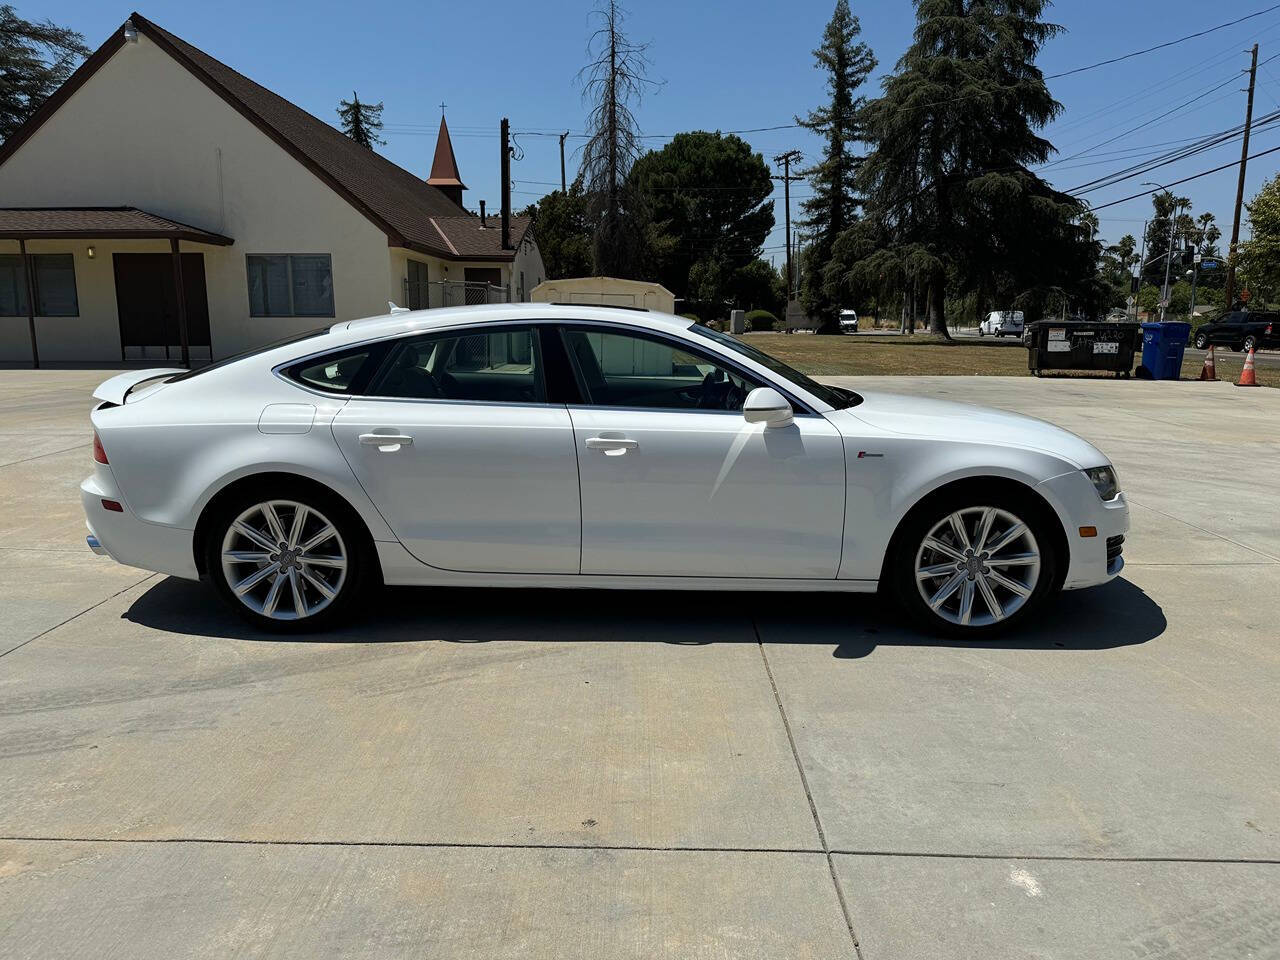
[
  {"left": 1194, "top": 252, "right": 1202, "bottom": 263},
  {"left": 1201, "top": 260, "right": 1218, "bottom": 269}
]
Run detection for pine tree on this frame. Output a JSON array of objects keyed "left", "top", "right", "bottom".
[
  {"left": 0, "top": 5, "right": 88, "bottom": 142},
  {"left": 336, "top": 91, "right": 385, "bottom": 149},
  {"left": 577, "top": 0, "right": 660, "bottom": 278},
  {"left": 853, "top": 0, "right": 1091, "bottom": 334},
  {"left": 796, "top": 0, "right": 876, "bottom": 334}
]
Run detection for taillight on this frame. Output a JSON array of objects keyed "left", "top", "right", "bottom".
[{"left": 92, "top": 432, "right": 108, "bottom": 464}]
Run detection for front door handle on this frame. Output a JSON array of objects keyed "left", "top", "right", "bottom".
[
  {"left": 359, "top": 432, "right": 414, "bottom": 449},
  {"left": 585, "top": 436, "right": 638, "bottom": 456}
]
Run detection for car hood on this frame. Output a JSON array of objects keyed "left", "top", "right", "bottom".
[{"left": 844, "top": 390, "right": 1105, "bottom": 468}]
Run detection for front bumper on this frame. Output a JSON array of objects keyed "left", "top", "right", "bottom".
[
  {"left": 82, "top": 468, "right": 200, "bottom": 580},
  {"left": 1037, "top": 470, "right": 1130, "bottom": 590}
]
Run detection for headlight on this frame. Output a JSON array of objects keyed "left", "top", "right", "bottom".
[{"left": 1084, "top": 466, "right": 1119, "bottom": 501}]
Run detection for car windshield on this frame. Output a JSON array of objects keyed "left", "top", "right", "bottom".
[
  {"left": 687, "top": 324, "right": 861, "bottom": 409},
  {"left": 167, "top": 327, "right": 329, "bottom": 382}
]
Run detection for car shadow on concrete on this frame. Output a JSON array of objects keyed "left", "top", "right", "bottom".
[{"left": 122, "top": 575, "right": 1164, "bottom": 656}]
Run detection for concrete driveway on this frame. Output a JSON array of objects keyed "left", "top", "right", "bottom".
[{"left": 1, "top": 370, "right": 1277, "bottom": 959}]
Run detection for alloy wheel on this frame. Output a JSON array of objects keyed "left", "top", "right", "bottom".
[
  {"left": 914, "top": 506, "right": 1041, "bottom": 627},
  {"left": 220, "top": 500, "right": 348, "bottom": 620}
]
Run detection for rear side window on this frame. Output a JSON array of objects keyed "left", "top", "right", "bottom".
[
  {"left": 368, "top": 327, "right": 545, "bottom": 404},
  {"left": 282, "top": 344, "right": 385, "bottom": 394}
]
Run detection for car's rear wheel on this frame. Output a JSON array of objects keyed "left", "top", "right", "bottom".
[
  {"left": 1243, "top": 334, "right": 1258, "bottom": 353},
  {"left": 1193, "top": 332, "right": 1209, "bottom": 350},
  {"left": 889, "top": 493, "right": 1060, "bottom": 638},
  {"left": 206, "top": 491, "right": 372, "bottom": 631}
]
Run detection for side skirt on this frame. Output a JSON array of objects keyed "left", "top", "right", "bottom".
[{"left": 375, "top": 541, "right": 879, "bottom": 592}]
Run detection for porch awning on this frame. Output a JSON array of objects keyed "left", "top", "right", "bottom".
[{"left": 0, "top": 207, "right": 233, "bottom": 245}]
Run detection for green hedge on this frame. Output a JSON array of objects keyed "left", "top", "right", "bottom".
[
  {"left": 745, "top": 309, "right": 778, "bottom": 332},
  {"left": 678, "top": 312, "right": 702, "bottom": 325}
]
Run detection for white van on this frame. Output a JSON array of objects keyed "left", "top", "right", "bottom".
[
  {"left": 839, "top": 309, "right": 859, "bottom": 333},
  {"left": 979, "top": 310, "right": 1025, "bottom": 337}
]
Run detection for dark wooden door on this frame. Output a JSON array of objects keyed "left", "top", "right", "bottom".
[{"left": 113, "top": 253, "right": 211, "bottom": 356}]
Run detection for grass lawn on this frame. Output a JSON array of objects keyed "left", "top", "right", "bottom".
[{"left": 737, "top": 333, "right": 1277, "bottom": 388}]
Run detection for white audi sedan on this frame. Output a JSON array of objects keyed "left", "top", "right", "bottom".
[{"left": 82, "top": 304, "right": 1128, "bottom": 635}]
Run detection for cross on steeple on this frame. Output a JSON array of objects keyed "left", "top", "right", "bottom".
[{"left": 439, "top": 101, "right": 446, "bottom": 115}]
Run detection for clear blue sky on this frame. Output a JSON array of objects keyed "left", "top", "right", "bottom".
[{"left": 35, "top": 0, "right": 1280, "bottom": 255}]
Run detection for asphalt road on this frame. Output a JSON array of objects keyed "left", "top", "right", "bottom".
[{"left": 1, "top": 371, "right": 1277, "bottom": 959}]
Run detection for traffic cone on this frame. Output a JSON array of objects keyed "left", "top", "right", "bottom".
[
  {"left": 1198, "top": 345, "right": 1218, "bottom": 381},
  {"left": 1236, "top": 346, "right": 1259, "bottom": 387}
]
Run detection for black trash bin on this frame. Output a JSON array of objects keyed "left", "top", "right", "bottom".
[{"left": 1025, "top": 321, "right": 1140, "bottom": 377}]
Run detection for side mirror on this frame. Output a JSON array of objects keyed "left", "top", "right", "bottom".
[{"left": 743, "top": 387, "right": 793, "bottom": 427}]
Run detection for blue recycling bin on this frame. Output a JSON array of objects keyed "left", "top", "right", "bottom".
[{"left": 1139, "top": 321, "right": 1191, "bottom": 380}]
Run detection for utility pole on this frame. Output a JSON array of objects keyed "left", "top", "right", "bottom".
[
  {"left": 1160, "top": 206, "right": 1179, "bottom": 321},
  {"left": 1132, "top": 220, "right": 1148, "bottom": 321},
  {"left": 559, "top": 131, "right": 568, "bottom": 193},
  {"left": 1225, "top": 43, "right": 1258, "bottom": 309},
  {"left": 772, "top": 150, "right": 803, "bottom": 305},
  {"left": 500, "top": 117, "right": 512, "bottom": 251}
]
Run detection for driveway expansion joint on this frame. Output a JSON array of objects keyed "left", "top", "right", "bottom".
[{"left": 754, "top": 618, "right": 866, "bottom": 960}]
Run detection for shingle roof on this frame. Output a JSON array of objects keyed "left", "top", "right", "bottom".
[
  {"left": 0, "top": 12, "right": 529, "bottom": 263},
  {"left": 0, "top": 206, "right": 233, "bottom": 243}
]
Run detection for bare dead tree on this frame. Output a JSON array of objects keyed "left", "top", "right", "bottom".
[{"left": 577, "top": 0, "right": 660, "bottom": 277}]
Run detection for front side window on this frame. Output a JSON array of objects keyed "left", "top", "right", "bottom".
[
  {"left": 687, "top": 323, "right": 859, "bottom": 409},
  {"left": 247, "top": 254, "right": 334, "bottom": 317},
  {"left": 0, "top": 253, "right": 78, "bottom": 317},
  {"left": 561, "top": 327, "right": 763, "bottom": 411},
  {"left": 370, "top": 327, "right": 544, "bottom": 404}
]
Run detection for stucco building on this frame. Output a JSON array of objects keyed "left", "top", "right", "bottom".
[{"left": 0, "top": 12, "right": 544, "bottom": 365}]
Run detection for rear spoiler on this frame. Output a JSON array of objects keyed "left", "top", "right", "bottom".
[{"left": 91, "top": 368, "right": 186, "bottom": 406}]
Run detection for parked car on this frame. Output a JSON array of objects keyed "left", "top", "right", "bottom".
[
  {"left": 979, "top": 310, "right": 1025, "bottom": 337},
  {"left": 1191, "top": 309, "right": 1277, "bottom": 352},
  {"left": 83, "top": 304, "right": 1128, "bottom": 638},
  {"left": 839, "top": 309, "right": 859, "bottom": 333}
]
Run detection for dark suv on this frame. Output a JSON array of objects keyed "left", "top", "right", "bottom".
[{"left": 1192, "top": 309, "right": 1278, "bottom": 352}]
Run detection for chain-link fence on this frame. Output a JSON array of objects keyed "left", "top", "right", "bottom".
[{"left": 403, "top": 280, "right": 508, "bottom": 310}]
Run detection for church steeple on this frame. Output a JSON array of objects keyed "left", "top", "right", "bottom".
[{"left": 426, "top": 111, "right": 466, "bottom": 208}]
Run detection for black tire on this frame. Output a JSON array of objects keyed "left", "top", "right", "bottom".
[
  {"left": 1193, "top": 332, "right": 1208, "bottom": 350},
  {"left": 1243, "top": 335, "right": 1258, "bottom": 353},
  {"left": 204, "top": 483, "right": 376, "bottom": 632},
  {"left": 886, "top": 486, "right": 1061, "bottom": 639}
]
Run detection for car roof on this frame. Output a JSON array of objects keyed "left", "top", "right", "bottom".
[{"left": 327, "top": 302, "right": 692, "bottom": 343}]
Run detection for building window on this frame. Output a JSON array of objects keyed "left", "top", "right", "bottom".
[
  {"left": 246, "top": 254, "right": 334, "bottom": 317},
  {"left": 0, "top": 253, "right": 79, "bottom": 317},
  {"left": 406, "top": 259, "right": 429, "bottom": 310}
]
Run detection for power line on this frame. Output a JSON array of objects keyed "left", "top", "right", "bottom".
[
  {"left": 1068, "top": 109, "right": 1280, "bottom": 194},
  {"left": 1088, "top": 141, "right": 1280, "bottom": 211},
  {"left": 1045, "top": 69, "right": 1253, "bottom": 168},
  {"left": 1045, "top": 3, "right": 1280, "bottom": 79}
]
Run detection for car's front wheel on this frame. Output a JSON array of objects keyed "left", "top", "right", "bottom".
[
  {"left": 205, "top": 489, "right": 373, "bottom": 631},
  {"left": 888, "top": 492, "right": 1060, "bottom": 637}
]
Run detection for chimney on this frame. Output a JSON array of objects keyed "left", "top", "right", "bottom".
[
  {"left": 500, "top": 117, "right": 511, "bottom": 250},
  {"left": 479, "top": 200, "right": 486, "bottom": 227}
]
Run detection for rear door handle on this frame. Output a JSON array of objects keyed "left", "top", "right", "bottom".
[
  {"left": 359, "top": 432, "right": 414, "bottom": 448},
  {"left": 585, "top": 436, "right": 638, "bottom": 455}
]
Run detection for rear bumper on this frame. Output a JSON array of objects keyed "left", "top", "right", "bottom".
[{"left": 82, "top": 470, "right": 199, "bottom": 580}]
